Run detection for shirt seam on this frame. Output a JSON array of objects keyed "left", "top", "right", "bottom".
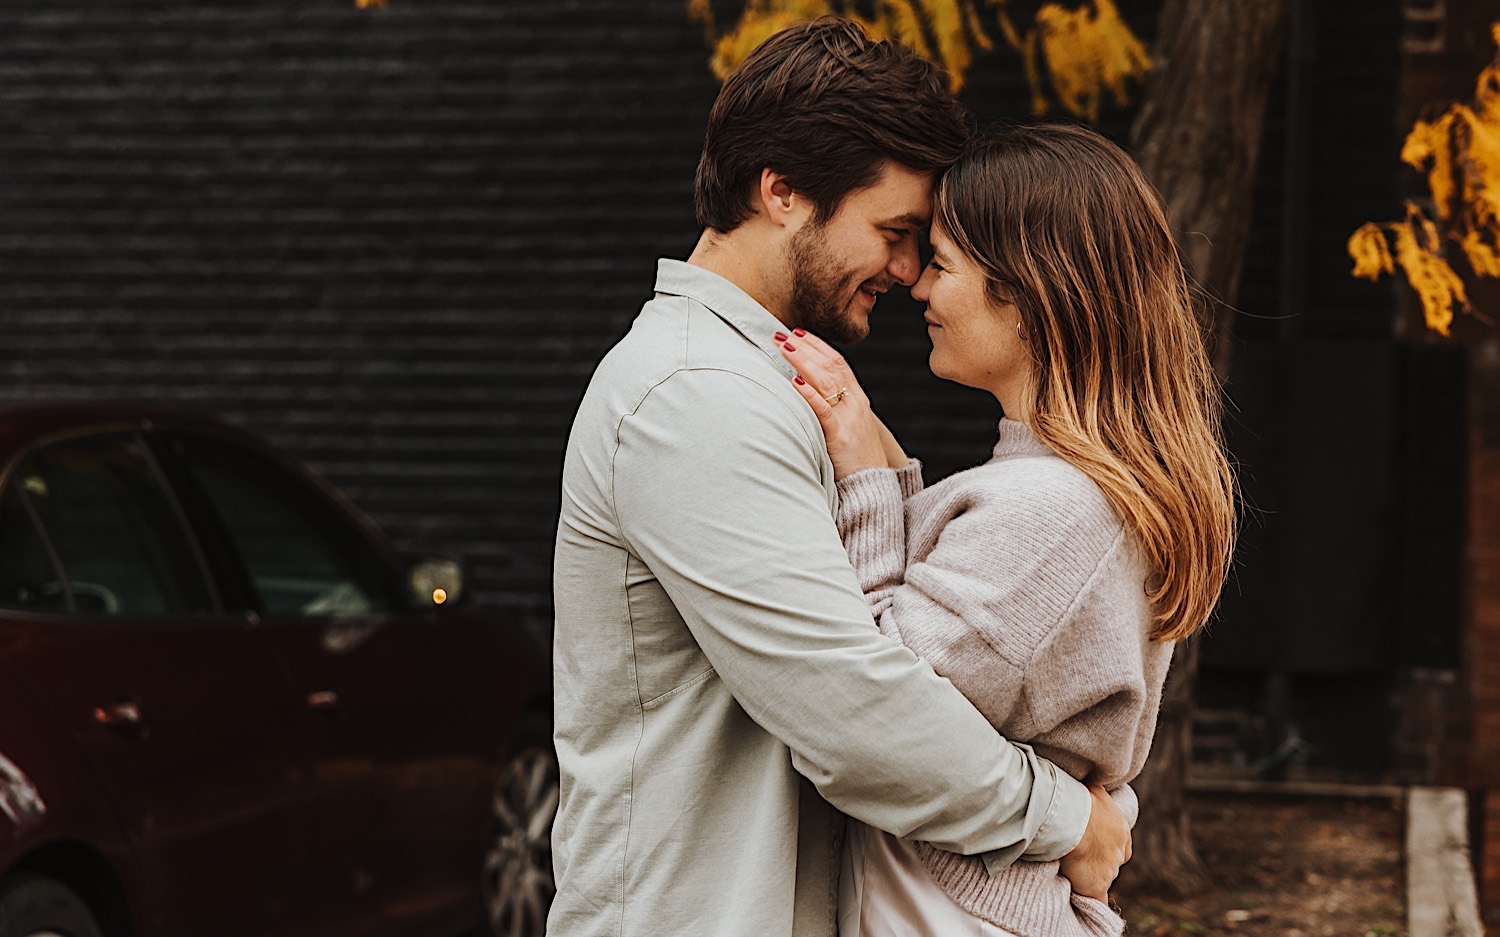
[
  {"left": 607, "top": 368, "right": 826, "bottom": 564},
  {"left": 602, "top": 351, "right": 822, "bottom": 934},
  {"left": 617, "top": 548, "right": 643, "bottom": 937},
  {"left": 1033, "top": 759, "right": 1065, "bottom": 851}
]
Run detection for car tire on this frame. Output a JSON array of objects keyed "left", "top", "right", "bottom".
[
  {"left": 480, "top": 716, "right": 558, "bottom": 937},
  {"left": 0, "top": 874, "right": 103, "bottom": 937}
]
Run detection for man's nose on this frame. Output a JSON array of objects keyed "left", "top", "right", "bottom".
[
  {"left": 890, "top": 242, "right": 921, "bottom": 287},
  {"left": 911, "top": 265, "right": 934, "bottom": 301}
]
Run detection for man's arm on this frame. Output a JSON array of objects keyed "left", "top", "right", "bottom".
[{"left": 613, "top": 368, "right": 1091, "bottom": 863}]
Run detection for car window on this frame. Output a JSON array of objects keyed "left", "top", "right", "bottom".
[
  {"left": 0, "top": 481, "right": 67, "bottom": 613},
  {"left": 171, "top": 436, "right": 393, "bottom": 618},
  {"left": 18, "top": 436, "right": 212, "bottom": 616}
]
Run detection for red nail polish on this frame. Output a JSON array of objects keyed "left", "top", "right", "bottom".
[
  {"left": 774, "top": 332, "right": 788, "bottom": 342},
  {"left": 783, "top": 342, "right": 796, "bottom": 351},
  {"left": 794, "top": 376, "right": 806, "bottom": 385},
  {"left": 793, "top": 328, "right": 806, "bottom": 337}
]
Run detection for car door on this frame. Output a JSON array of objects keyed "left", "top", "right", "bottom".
[
  {"left": 2, "top": 430, "right": 322, "bottom": 937},
  {"left": 155, "top": 429, "right": 496, "bottom": 937}
]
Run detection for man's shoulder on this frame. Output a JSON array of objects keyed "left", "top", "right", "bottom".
[{"left": 591, "top": 295, "right": 796, "bottom": 415}]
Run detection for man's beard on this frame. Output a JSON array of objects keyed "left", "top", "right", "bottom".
[{"left": 786, "top": 223, "right": 868, "bottom": 344}]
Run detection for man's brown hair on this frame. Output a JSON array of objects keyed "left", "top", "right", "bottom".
[{"left": 694, "top": 18, "right": 969, "bottom": 233}]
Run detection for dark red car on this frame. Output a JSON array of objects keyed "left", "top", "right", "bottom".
[{"left": 0, "top": 404, "right": 555, "bottom": 937}]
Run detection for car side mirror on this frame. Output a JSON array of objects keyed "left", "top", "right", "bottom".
[{"left": 405, "top": 554, "right": 469, "bottom": 611}]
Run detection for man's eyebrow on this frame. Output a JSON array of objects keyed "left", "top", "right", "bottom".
[{"left": 880, "top": 213, "right": 929, "bottom": 229}]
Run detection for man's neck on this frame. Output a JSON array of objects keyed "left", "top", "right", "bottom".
[{"left": 686, "top": 229, "right": 793, "bottom": 328}]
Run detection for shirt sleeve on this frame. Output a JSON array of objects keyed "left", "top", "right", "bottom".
[{"left": 612, "top": 368, "right": 1090, "bottom": 864}]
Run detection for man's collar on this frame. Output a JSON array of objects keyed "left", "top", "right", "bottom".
[{"left": 654, "top": 259, "right": 797, "bottom": 379}]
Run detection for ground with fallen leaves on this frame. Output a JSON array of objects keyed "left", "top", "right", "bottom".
[{"left": 1115, "top": 792, "right": 1406, "bottom": 937}]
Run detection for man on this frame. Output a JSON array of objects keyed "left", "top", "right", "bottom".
[{"left": 551, "top": 18, "right": 1130, "bottom": 937}]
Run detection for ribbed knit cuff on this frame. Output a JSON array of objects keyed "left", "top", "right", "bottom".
[
  {"left": 835, "top": 467, "right": 907, "bottom": 597},
  {"left": 893, "top": 458, "right": 926, "bottom": 499},
  {"left": 917, "top": 844, "right": 1125, "bottom": 937},
  {"left": 1110, "top": 783, "right": 1139, "bottom": 828}
]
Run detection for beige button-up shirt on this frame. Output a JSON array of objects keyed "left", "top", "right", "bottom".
[{"left": 549, "top": 259, "right": 1091, "bottom": 937}]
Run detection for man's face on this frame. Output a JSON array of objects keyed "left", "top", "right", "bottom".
[{"left": 784, "top": 162, "right": 932, "bottom": 344}]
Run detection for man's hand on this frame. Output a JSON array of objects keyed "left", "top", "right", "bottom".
[{"left": 1057, "top": 784, "right": 1131, "bottom": 902}]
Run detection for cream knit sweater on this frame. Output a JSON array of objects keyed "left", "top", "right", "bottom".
[{"left": 836, "top": 419, "right": 1174, "bottom": 937}]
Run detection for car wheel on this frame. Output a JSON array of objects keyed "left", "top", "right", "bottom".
[
  {"left": 0, "top": 874, "right": 103, "bottom": 937},
  {"left": 481, "top": 733, "right": 558, "bottom": 937}
]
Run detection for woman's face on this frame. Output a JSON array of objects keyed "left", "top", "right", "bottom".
[{"left": 911, "top": 223, "right": 1034, "bottom": 417}]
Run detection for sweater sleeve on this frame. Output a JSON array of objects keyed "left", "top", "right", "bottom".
[
  {"left": 872, "top": 476, "right": 1152, "bottom": 788},
  {"left": 835, "top": 466, "right": 909, "bottom": 620},
  {"left": 895, "top": 458, "right": 926, "bottom": 499}
]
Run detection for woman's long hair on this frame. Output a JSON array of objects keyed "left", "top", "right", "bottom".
[{"left": 935, "top": 123, "right": 1237, "bottom": 642}]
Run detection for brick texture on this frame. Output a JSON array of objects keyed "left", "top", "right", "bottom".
[
  {"left": 0, "top": 0, "right": 1409, "bottom": 649},
  {"left": 0, "top": 0, "right": 726, "bottom": 629},
  {"left": 0, "top": 0, "right": 1064, "bottom": 631}
]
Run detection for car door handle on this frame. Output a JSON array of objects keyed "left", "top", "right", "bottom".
[
  {"left": 92, "top": 702, "right": 143, "bottom": 729},
  {"left": 306, "top": 690, "right": 340, "bottom": 712}
]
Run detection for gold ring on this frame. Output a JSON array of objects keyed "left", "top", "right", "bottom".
[{"left": 825, "top": 388, "right": 847, "bottom": 406}]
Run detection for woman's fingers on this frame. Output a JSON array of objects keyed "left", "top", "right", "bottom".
[
  {"left": 790, "top": 375, "right": 839, "bottom": 438},
  {"left": 777, "top": 336, "right": 840, "bottom": 398},
  {"left": 783, "top": 329, "right": 864, "bottom": 401}
]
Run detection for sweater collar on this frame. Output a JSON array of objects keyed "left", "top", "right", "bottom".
[{"left": 992, "top": 418, "right": 1054, "bottom": 459}]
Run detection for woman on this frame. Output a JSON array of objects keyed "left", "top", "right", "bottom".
[{"left": 778, "top": 123, "right": 1237, "bottom": 937}]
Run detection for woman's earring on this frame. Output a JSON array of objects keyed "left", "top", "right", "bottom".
[{"left": 1016, "top": 320, "right": 1028, "bottom": 343}]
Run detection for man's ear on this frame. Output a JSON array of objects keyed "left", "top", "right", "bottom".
[{"left": 757, "top": 168, "right": 807, "bottom": 228}]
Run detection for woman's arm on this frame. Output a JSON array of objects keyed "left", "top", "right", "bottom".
[
  {"left": 835, "top": 466, "right": 910, "bottom": 619},
  {"left": 882, "top": 481, "right": 1153, "bottom": 786}
]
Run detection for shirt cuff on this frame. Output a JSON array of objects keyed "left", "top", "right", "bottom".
[{"left": 980, "top": 761, "right": 1091, "bottom": 875}]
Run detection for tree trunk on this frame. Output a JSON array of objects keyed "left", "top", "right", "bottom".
[
  {"left": 1121, "top": 0, "right": 1290, "bottom": 895},
  {"left": 1130, "top": 0, "right": 1290, "bottom": 376}
]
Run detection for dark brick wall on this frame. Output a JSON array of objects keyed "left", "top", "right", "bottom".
[
  {"left": 0, "top": 0, "right": 1412, "bottom": 645},
  {"left": 0, "top": 0, "right": 722, "bottom": 630},
  {"left": 0, "top": 0, "right": 1057, "bottom": 632}
]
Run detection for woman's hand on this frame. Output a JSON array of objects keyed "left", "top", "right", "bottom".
[
  {"left": 874, "top": 415, "right": 909, "bottom": 470},
  {"left": 777, "top": 329, "right": 889, "bottom": 480}
]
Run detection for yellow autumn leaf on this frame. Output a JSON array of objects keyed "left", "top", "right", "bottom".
[
  {"left": 914, "top": 0, "right": 992, "bottom": 92},
  {"left": 1389, "top": 210, "right": 1468, "bottom": 337},
  {"left": 1457, "top": 105, "right": 1500, "bottom": 228},
  {"left": 1353, "top": 20, "right": 1500, "bottom": 333},
  {"left": 692, "top": 0, "right": 1146, "bottom": 103},
  {"left": 1032, "top": 0, "right": 1151, "bottom": 120},
  {"left": 708, "top": 2, "right": 835, "bottom": 81},
  {"left": 872, "top": 0, "right": 934, "bottom": 60},
  {"left": 1347, "top": 223, "right": 1395, "bottom": 281},
  {"left": 1460, "top": 228, "right": 1500, "bottom": 277},
  {"left": 1091, "top": 0, "right": 1152, "bottom": 106}
]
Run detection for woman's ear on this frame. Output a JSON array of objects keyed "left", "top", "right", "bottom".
[{"left": 757, "top": 168, "right": 807, "bottom": 228}]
